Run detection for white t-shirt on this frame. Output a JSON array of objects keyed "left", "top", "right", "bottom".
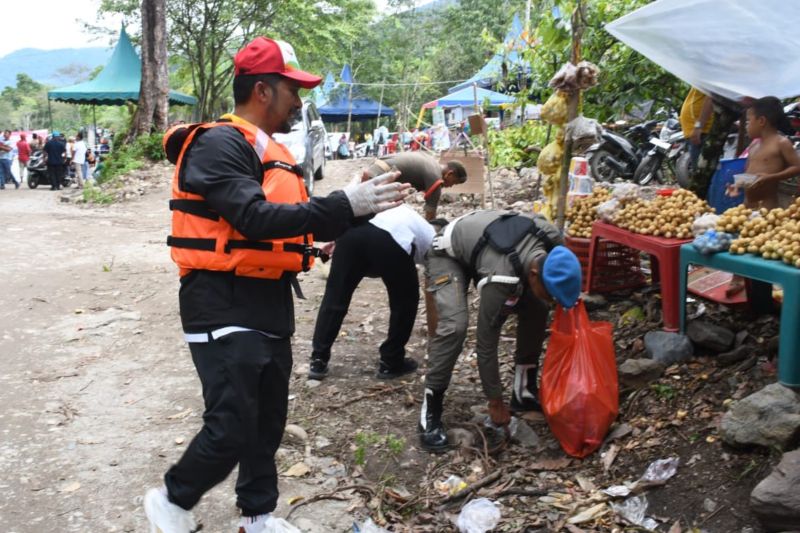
[
  {"left": 72, "top": 140, "right": 87, "bottom": 164},
  {"left": 369, "top": 204, "right": 435, "bottom": 264}
]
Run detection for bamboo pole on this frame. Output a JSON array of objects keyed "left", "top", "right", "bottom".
[
  {"left": 555, "top": 0, "right": 585, "bottom": 232},
  {"left": 473, "top": 83, "right": 494, "bottom": 208}
]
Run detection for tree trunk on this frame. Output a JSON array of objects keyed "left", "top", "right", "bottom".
[
  {"left": 130, "top": 0, "right": 169, "bottom": 141},
  {"left": 151, "top": 0, "right": 169, "bottom": 131}
]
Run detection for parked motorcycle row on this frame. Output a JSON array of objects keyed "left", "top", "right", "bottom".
[
  {"left": 585, "top": 113, "right": 689, "bottom": 187},
  {"left": 586, "top": 103, "right": 800, "bottom": 188}
]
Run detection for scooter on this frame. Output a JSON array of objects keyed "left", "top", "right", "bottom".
[
  {"left": 26, "top": 150, "right": 73, "bottom": 189},
  {"left": 586, "top": 120, "right": 657, "bottom": 182},
  {"left": 634, "top": 117, "right": 690, "bottom": 186}
]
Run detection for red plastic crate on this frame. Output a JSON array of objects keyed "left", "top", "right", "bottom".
[{"left": 565, "top": 235, "right": 646, "bottom": 293}]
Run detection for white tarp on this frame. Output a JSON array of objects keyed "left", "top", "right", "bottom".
[{"left": 605, "top": 0, "right": 800, "bottom": 102}]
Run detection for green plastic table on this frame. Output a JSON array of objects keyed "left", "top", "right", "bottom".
[{"left": 679, "top": 244, "right": 800, "bottom": 387}]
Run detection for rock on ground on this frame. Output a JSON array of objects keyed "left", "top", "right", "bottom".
[
  {"left": 751, "top": 449, "right": 800, "bottom": 532},
  {"left": 643, "top": 331, "right": 694, "bottom": 365},
  {"left": 720, "top": 383, "right": 800, "bottom": 449},
  {"left": 618, "top": 358, "right": 665, "bottom": 389},
  {"left": 687, "top": 320, "right": 735, "bottom": 353}
]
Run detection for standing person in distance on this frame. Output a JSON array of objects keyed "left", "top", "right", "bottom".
[
  {"left": 0, "top": 130, "right": 15, "bottom": 189},
  {"left": 16, "top": 133, "right": 30, "bottom": 185},
  {"left": 72, "top": 132, "right": 88, "bottom": 189},
  {"left": 143, "top": 36, "right": 409, "bottom": 533},
  {"left": 43, "top": 131, "right": 66, "bottom": 191},
  {"left": 362, "top": 151, "right": 467, "bottom": 221}
]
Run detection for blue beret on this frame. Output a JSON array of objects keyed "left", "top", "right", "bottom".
[{"left": 541, "top": 245, "right": 582, "bottom": 308}]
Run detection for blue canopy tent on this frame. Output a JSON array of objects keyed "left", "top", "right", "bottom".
[
  {"left": 318, "top": 95, "right": 395, "bottom": 123},
  {"left": 310, "top": 72, "right": 336, "bottom": 107},
  {"left": 450, "top": 13, "right": 531, "bottom": 93},
  {"left": 422, "top": 86, "right": 515, "bottom": 109},
  {"left": 318, "top": 64, "right": 395, "bottom": 123},
  {"left": 48, "top": 27, "right": 196, "bottom": 133}
]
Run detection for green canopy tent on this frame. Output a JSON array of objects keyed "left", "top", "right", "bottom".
[{"left": 47, "top": 27, "right": 196, "bottom": 139}]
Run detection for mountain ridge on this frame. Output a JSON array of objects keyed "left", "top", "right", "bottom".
[{"left": 0, "top": 46, "right": 112, "bottom": 90}]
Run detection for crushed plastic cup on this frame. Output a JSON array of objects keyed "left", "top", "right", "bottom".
[
  {"left": 733, "top": 173, "right": 757, "bottom": 187},
  {"left": 456, "top": 498, "right": 501, "bottom": 533},
  {"left": 436, "top": 475, "right": 468, "bottom": 496},
  {"left": 640, "top": 457, "right": 679, "bottom": 484}
]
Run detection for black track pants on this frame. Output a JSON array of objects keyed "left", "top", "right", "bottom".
[
  {"left": 164, "top": 331, "right": 292, "bottom": 516},
  {"left": 311, "top": 223, "right": 419, "bottom": 367}
]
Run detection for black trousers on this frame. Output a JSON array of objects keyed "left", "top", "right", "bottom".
[
  {"left": 164, "top": 332, "right": 292, "bottom": 516},
  {"left": 47, "top": 164, "right": 63, "bottom": 189},
  {"left": 311, "top": 223, "right": 419, "bottom": 368}
]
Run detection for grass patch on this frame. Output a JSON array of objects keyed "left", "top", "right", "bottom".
[
  {"left": 97, "top": 132, "right": 164, "bottom": 185},
  {"left": 82, "top": 182, "right": 115, "bottom": 204}
]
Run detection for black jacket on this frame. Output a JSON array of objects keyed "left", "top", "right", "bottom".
[{"left": 177, "top": 125, "right": 354, "bottom": 336}]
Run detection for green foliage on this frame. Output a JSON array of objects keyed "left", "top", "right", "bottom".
[
  {"left": 650, "top": 383, "right": 676, "bottom": 401},
  {"left": 82, "top": 182, "right": 115, "bottom": 205},
  {"left": 353, "top": 431, "right": 406, "bottom": 466},
  {"left": 88, "top": 0, "right": 688, "bottom": 130},
  {"left": 526, "top": 0, "right": 686, "bottom": 122},
  {"left": 488, "top": 121, "right": 549, "bottom": 168},
  {"left": 98, "top": 132, "right": 164, "bottom": 184}
]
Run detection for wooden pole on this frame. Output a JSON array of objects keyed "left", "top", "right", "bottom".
[
  {"left": 346, "top": 81, "right": 354, "bottom": 138},
  {"left": 555, "top": 0, "right": 585, "bottom": 232},
  {"left": 473, "top": 83, "right": 494, "bottom": 208},
  {"left": 376, "top": 81, "right": 385, "bottom": 128}
]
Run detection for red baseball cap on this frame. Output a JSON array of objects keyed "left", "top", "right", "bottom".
[{"left": 234, "top": 37, "right": 322, "bottom": 89}]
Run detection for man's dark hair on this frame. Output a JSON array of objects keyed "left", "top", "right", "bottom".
[
  {"left": 233, "top": 73, "right": 283, "bottom": 105},
  {"left": 446, "top": 160, "right": 467, "bottom": 184},
  {"left": 751, "top": 96, "right": 793, "bottom": 135},
  {"left": 76, "top": 132, "right": 83, "bottom": 141}
]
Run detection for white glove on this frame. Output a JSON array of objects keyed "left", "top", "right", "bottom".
[{"left": 342, "top": 170, "right": 408, "bottom": 217}]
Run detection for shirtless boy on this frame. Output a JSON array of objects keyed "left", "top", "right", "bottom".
[
  {"left": 742, "top": 96, "right": 800, "bottom": 209},
  {"left": 727, "top": 96, "right": 800, "bottom": 296}
]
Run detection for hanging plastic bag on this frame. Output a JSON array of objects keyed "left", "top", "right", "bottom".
[
  {"left": 538, "top": 139, "right": 564, "bottom": 175},
  {"left": 541, "top": 91, "right": 569, "bottom": 125},
  {"left": 540, "top": 301, "right": 618, "bottom": 458}
]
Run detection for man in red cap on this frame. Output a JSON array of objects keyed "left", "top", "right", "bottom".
[{"left": 144, "top": 37, "right": 408, "bottom": 533}]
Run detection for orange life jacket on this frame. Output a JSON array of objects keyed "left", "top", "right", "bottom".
[{"left": 165, "top": 118, "right": 315, "bottom": 280}]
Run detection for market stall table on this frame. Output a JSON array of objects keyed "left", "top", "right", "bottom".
[
  {"left": 586, "top": 221, "right": 692, "bottom": 331},
  {"left": 679, "top": 245, "right": 800, "bottom": 388}
]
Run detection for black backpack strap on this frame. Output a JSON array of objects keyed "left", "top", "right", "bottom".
[{"left": 469, "top": 214, "right": 556, "bottom": 285}]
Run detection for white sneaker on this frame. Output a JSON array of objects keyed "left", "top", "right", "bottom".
[
  {"left": 239, "top": 514, "right": 269, "bottom": 533},
  {"left": 144, "top": 486, "right": 198, "bottom": 533}
]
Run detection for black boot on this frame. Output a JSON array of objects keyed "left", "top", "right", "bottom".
[
  {"left": 376, "top": 357, "right": 418, "bottom": 380},
  {"left": 510, "top": 364, "right": 541, "bottom": 413},
  {"left": 418, "top": 388, "right": 449, "bottom": 452},
  {"left": 308, "top": 356, "right": 329, "bottom": 380}
]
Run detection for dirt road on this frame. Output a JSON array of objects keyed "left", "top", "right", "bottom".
[{"left": 0, "top": 160, "right": 376, "bottom": 532}]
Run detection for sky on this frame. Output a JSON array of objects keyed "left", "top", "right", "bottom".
[
  {"left": 2, "top": 0, "right": 123, "bottom": 58},
  {"left": 0, "top": 0, "right": 431, "bottom": 58}
]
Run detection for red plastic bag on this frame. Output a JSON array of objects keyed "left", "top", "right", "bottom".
[{"left": 540, "top": 300, "right": 618, "bottom": 458}]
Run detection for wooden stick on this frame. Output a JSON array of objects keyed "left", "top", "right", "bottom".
[
  {"left": 326, "top": 384, "right": 405, "bottom": 409},
  {"left": 285, "top": 484, "right": 374, "bottom": 520}
]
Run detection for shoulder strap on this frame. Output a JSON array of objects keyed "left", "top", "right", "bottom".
[
  {"left": 264, "top": 160, "right": 303, "bottom": 177},
  {"left": 469, "top": 214, "right": 555, "bottom": 284}
]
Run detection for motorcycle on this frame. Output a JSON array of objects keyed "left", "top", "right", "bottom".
[
  {"left": 586, "top": 120, "right": 658, "bottom": 182},
  {"left": 634, "top": 117, "right": 691, "bottom": 186},
  {"left": 26, "top": 150, "right": 73, "bottom": 189}
]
